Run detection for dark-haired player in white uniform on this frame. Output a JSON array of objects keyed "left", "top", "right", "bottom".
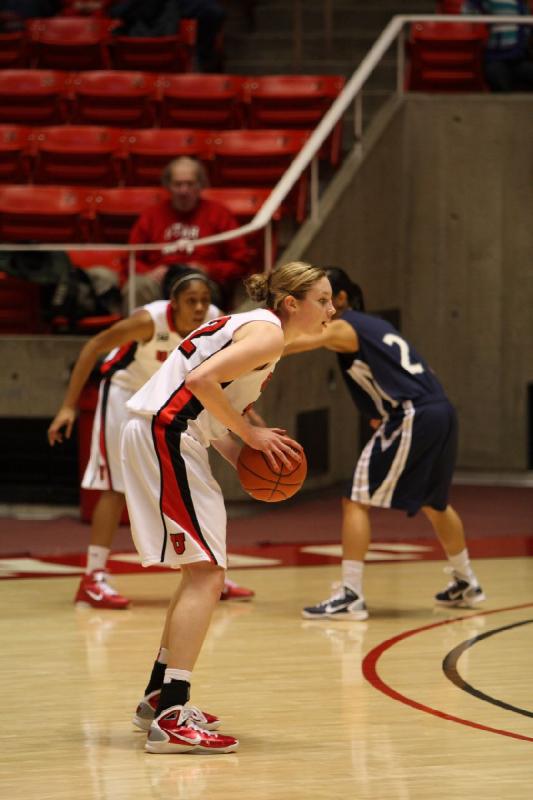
[
  {"left": 285, "top": 266, "right": 485, "bottom": 621},
  {"left": 121, "top": 261, "right": 334, "bottom": 754},
  {"left": 48, "top": 270, "right": 254, "bottom": 609}
]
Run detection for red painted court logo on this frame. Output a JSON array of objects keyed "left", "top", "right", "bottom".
[{"left": 170, "top": 533, "right": 186, "bottom": 555}]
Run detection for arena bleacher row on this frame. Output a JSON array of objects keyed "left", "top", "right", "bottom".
[
  {"left": 1, "top": 2, "right": 528, "bottom": 335},
  {"left": 0, "top": 15, "right": 198, "bottom": 72}
]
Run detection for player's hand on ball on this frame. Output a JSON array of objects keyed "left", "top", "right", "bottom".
[{"left": 244, "top": 425, "right": 303, "bottom": 471}]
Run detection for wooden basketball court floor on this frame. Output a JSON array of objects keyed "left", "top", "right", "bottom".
[{"left": 1, "top": 482, "right": 532, "bottom": 800}]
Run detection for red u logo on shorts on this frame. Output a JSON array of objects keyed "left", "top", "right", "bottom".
[{"left": 170, "top": 533, "right": 186, "bottom": 555}]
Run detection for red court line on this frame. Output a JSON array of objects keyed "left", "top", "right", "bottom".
[{"left": 362, "top": 602, "right": 533, "bottom": 743}]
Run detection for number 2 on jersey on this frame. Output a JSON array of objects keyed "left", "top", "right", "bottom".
[
  {"left": 382, "top": 333, "right": 424, "bottom": 375},
  {"left": 179, "top": 316, "right": 231, "bottom": 358}
]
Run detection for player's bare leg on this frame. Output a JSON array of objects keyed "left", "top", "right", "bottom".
[
  {"left": 166, "top": 563, "right": 225, "bottom": 669},
  {"left": 341, "top": 498, "right": 371, "bottom": 561},
  {"left": 90, "top": 489, "right": 125, "bottom": 548},
  {"left": 422, "top": 504, "right": 465, "bottom": 556}
]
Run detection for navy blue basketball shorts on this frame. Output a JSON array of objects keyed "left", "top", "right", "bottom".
[{"left": 347, "top": 399, "right": 458, "bottom": 516}]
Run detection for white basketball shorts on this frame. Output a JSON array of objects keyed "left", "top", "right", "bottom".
[
  {"left": 121, "top": 415, "right": 227, "bottom": 569},
  {"left": 81, "top": 379, "right": 133, "bottom": 493}
]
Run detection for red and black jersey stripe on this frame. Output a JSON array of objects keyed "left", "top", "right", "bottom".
[
  {"left": 153, "top": 421, "right": 217, "bottom": 564},
  {"left": 156, "top": 382, "right": 203, "bottom": 432},
  {"left": 100, "top": 341, "right": 138, "bottom": 378},
  {"left": 98, "top": 378, "right": 113, "bottom": 489},
  {"left": 151, "top": 385, "right": 216, "bottom": 564}
]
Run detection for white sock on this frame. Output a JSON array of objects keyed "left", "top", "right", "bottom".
[
  {"left": 342, "top": 560, "right": 364, "bottom": 597},
  {"left": 164, "top": 668, "right": 192, "bottom": 684},
  {"left": 86, "top": 545, "right": 110, "bottom": 575},
  {"left": 157, "top": 647, "right": 169, "bottom": 665},
  {"left": 448, "top": 549, "right": 476, "bottom": 583}
]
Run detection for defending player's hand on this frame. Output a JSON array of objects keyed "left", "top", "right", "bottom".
[
  {"left": 47, "top": 407, "right": 76, "bottom": 446},
  {"left": 244, "top": 425, "right": 303, "bottom": 471}
]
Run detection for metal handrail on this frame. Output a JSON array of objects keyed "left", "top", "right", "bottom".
[{"left": 1, "top": 13, "right": 532, "bottom": 303}]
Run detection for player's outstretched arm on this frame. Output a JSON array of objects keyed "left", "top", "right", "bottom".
[
  {"left": 47, "top": 311, "right": 154, "bottom": 446},
  {"left": 283, "top": 319, "right": 358, "bottom": 355}
]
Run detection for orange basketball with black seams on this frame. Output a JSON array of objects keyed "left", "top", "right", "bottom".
[{"left": 237, "top": 445, "right": 307, "bottom": 502}]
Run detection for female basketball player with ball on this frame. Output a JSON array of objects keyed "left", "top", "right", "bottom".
[
  {"left": 285, "top": 266, "right": 485, "bottom": 622},
  {"left": 121, "top": 261, "right": 335, "bottom": 754}
]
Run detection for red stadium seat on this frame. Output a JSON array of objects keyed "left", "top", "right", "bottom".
[
  {"left": 26, "top": 16, "right": 117, "bottom": 70},
  {"left": 210, "top": 129, "right": 310, "bottom": 221},
  {"left": 0, "top": 125, "right": 32, "bottom": 183},
  {"left": 0, "top": 32, "right": 28, "bottom": 68},
  {"left": 407, "top": 22, "right": 488, "bottom": 92},
  {"left": 0, "top": 272, "right": 44, "bottom": 333},
  {"left": 32, "top": 125, "right": 124, "bottom": 186},
  {"left": 90, "top": 186, "right": 168, "bottom": 242},
  {"left": 109, "top": 20, "right": 197, "bottom": 72},
  {"left": 0, "top": 70, "right": 70, "bottom": 125},
  {"left": 201, "top": 186, "right": 281, "bottom": 271},
  {"left": 70, "top": 70, "right": 158, "bottom": 127},
  {"left": 158, "top": 74, "right": 245, "bottom": 129},
  {"left": 109, "top": 35, "right": 187, "bottom": 73},
  {"left": 0, "top": 184, "right": 89, "bottom": 242},
  {"left": 123, "top": 128, "right": 211, "bottom": 186},
  {"left": 244, "top": 75, "right": 346, "bottom": 166}
]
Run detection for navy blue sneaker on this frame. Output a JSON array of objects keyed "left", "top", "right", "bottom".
[
  {"left": 435, "top": 570, "right": 485, "bottom": 608},
  {"left": 302, "top": 585, "right": 368, "bottom": 621}
]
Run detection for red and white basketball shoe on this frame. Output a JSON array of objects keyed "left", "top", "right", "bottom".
[
  {"left": 220, "top": 578, "right": 255, "bottom": 602},
  {"left": 133, "top": 690, "right": 221, "bottom": 732},
  {"left": 74, "top": 571, "right": 130, "bottom": 610},
  {"left": 145, "top": 706, "right": 238, "bottom": 754}
]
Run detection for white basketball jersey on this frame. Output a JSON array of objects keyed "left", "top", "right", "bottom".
[
  {"left": 101, "top": 300, "right": 219, "bottom": 392},
  {"left": 127, "top": 308, "right": 282, "bottom": 446}
]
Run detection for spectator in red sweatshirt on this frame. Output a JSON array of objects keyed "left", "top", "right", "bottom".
[{"left": 124, "top": 156, "right": 252, "bottom": 310}]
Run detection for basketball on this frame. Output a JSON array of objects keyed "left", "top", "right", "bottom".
[{"left": 237, "top": 444, "right": 307, "bottom": 502}]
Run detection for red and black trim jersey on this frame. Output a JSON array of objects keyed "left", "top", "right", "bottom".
[
  {"left": 127, "top": 308, "right": 282, "bottom": 446},
  {"left": 100, "top": 341, "right": 138, "bottom": 379}
]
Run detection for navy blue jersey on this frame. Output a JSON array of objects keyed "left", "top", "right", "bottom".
[{"left": 337, "top": 310, "right": 447, "bottom": 420}]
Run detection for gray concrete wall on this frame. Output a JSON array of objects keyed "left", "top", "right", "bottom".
[
  {"left": 400, "top": 94, "right": 533, "bottom": 470},
  {"left": 0, "top": 336, "right": 83, "bottom": 418}
]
